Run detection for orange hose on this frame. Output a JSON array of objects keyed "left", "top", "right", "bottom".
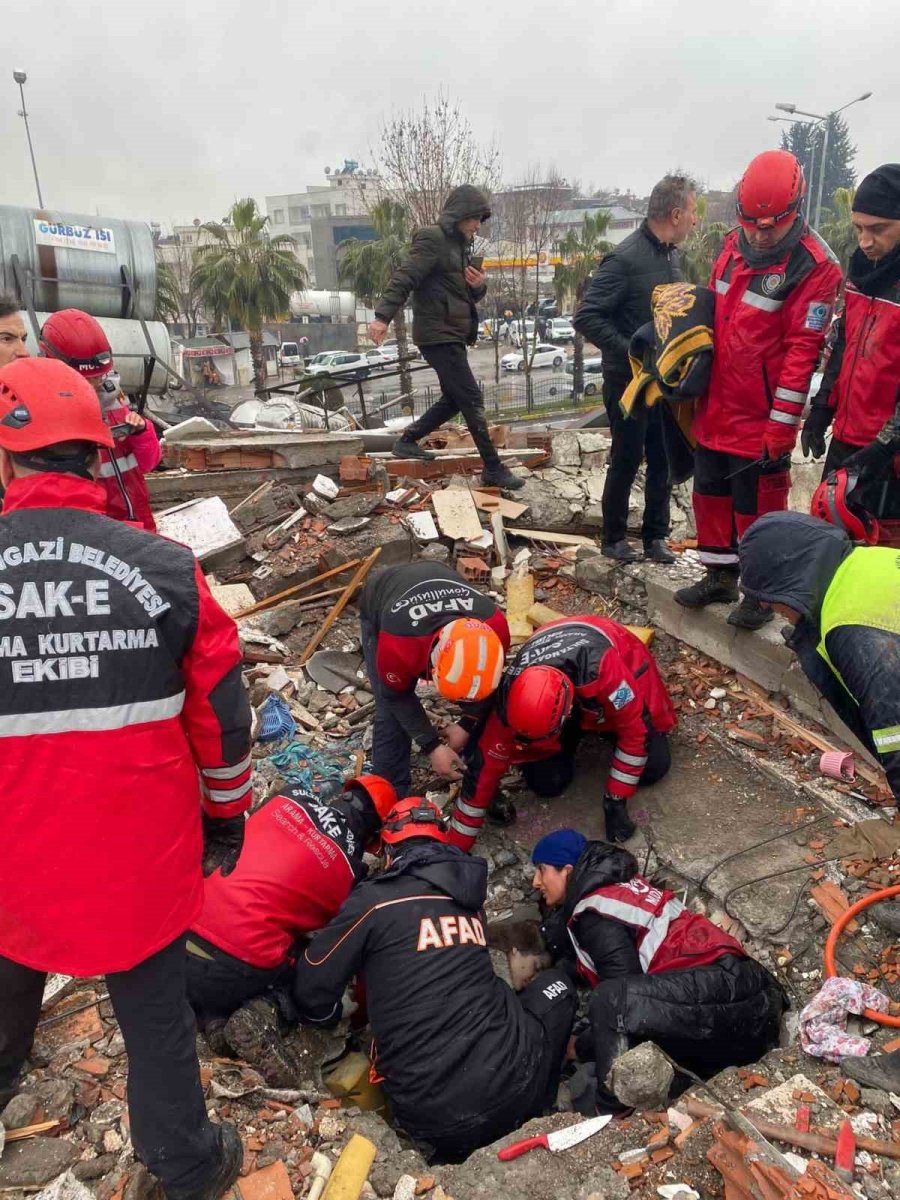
[{"left": 823, "top": 883, "right": 900, "bottom": 1027}]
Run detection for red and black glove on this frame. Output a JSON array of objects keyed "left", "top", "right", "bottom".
[{"left": 762, "top": 424, "right": 796, "bottom": 466}]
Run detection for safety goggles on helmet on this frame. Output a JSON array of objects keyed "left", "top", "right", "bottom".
[
  {"left": 381, "top": 797, "right": 450, "bottom": 845},
  {"left": 736, "top": 197, "right": 802, "bottom": 231},
  {"left": 54, "top": 348, "right": 114, "bottom": 376}
]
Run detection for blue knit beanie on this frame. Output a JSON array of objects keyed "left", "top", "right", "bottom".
[{"left": 532, "top": 829, "right": 587, "bottom": 869}]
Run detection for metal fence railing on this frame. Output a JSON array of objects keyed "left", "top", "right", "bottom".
[{"left": 368, "top": 371, "right": 602, "bottom": 424}]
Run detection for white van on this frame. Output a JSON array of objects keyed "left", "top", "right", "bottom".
[{"left": 278, "top": 341, "right": 302, "bottom": 367}]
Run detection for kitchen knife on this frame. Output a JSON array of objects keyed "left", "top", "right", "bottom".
[{"left": 497, "top": 1114, "right": 613, "bottom": 1160}]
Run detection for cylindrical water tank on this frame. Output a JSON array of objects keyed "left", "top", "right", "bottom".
[
  {"left": 288, "top": 289, "right": 356, "bottom": 321},
  {"left": 0, "top": 205, "right": 157, "bottom": 320},
  {"left": 25, "top": 312, "right": 173, "bottom": 394}
]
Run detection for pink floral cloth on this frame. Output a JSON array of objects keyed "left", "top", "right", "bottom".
[{"left": 798, "top": 976, "right": 890, "bottom": 1061}]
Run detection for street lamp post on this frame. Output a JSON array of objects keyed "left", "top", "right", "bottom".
[
  {"left": 12, "top": 69, "right": 44, "bottom": 209},
  {"left": 774, "top": 93, "right": 872, "bottom": 228},
  {"left": 767, "top": 115, "right": 820, "bottom": 221}
]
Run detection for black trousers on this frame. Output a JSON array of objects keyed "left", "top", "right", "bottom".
[
  {"left": 521, "top": 719, "right": 672, "bottom": 799},
  {"left": 0, "top": 939, "right": 221, "bottom": 1197},
  {"left": 360, "top": 616, "right": 415, "bottom": 796},
  {"left": 402, "top": 342, "right": 501, "bottom": 469},
  {"left": 601, "top": 376, "right": 671, "bottom": 546},
  {"left": 588, "top": 955, "right": 786, "bottom": 1108},
  {"left": 825, "top": 437, "right": 900, "bottom": 520},
  {"left": 419, "top": 967, "right": 576, "bottom": 1163},
  {"left": 185, "top": 933, "right": 291, "bottom": 1027},
  {"left": 692, "top": 445, "right": 790, "bottom": 568}
]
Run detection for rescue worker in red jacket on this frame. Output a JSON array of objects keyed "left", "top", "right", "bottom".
[
  {"left": 0, "top": 358, "right": 252, "bottom": 1200},
  {"left": 359, "top": 562, "right": 509, "bottom": 796},
  {"left": 676, "top": 151, "right": 842, "bottom": 629},
  {"left": 40, "top": 309, "right": 161, "bottom": 531},
  {"left": 532, "top": 831, "right": 786, "bottom": 1114},
  {"left": 186, "top": 775, "right": 397, "bottom": 1085},
  {"left": 451, "top": 616, "right": 676, "bottom": 849},
  {"left": 801, "top": 164, "right": 900, "bottom": 546}
]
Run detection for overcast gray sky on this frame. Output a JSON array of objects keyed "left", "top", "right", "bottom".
[{"left": 2, "top": 0, "right": 896, "bottom": 228}]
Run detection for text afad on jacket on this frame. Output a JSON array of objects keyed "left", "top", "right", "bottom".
[{"left": 416, "top": 914, "right": 486, "bottom": 951}]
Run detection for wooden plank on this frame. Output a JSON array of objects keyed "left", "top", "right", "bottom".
[
  {"left": 491, "top": 511, "right": 509, "bottom": 566},
  {"left": 233, "top": 560, "right": 362, "bottom": 620},
  {"left": 298, "top": 549, "right": 381, "bottom": 665},
  {"left": 506, "top": 572, "right": 535, "bottom": 644},
  {"left": 470, "top": 489, "right": 529, "bottom": 521},
  {"left": 431, "top": 488, "right": 484, "bottom": 541},
  {"left": 5, "top": 1120, "right": 61, "bottom": 1142},
  {"left": 508, "top": 527, "right": 596, "bottom": 547}
]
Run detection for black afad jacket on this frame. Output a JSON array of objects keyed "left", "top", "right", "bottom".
[{"left": 293, "top": 842, "right": 547, "bottom": 1143}]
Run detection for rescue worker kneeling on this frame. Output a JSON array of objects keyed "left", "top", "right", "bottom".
[
  {"left": 532, "top": 831, "right": 787, "bottom": 1114},
  {"left": 292, "top": 799, "right": 576, "bottom": 1162},
  {"left": 186, "top": 776, "right": 398, "bottom": 1085},
  {"left": 450, "top": 616, "right": 676, "bottom": 849}
]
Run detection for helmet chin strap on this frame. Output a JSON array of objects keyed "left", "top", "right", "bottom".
[{"left": 15, "top": 451, "right": 95, "bottom": 481}]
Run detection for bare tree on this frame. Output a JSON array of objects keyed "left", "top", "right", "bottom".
[
  {"left": 374, "top": 92, "right": 500, "bottom": 227},
  {"left": 155, "top": 228, "right": 207, "bottom": 338}
]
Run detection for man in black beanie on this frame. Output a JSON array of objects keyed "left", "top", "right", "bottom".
[{"left": 802, "top": 164, "right": 900, "bottom": 544}]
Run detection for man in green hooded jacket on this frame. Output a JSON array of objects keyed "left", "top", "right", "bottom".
[{"left": 369, "top": 186, "right": 523, "bottom": 491}]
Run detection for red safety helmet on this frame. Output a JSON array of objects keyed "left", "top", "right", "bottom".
[
  {"left": 737, "top": 151, "right": 806, "bottom": 230},
  {"left": 0, "top": 358, "right": 114, "bottom": 453},
  {"left": 344, "top": 774, "right": 398, "bottom": 823},
  {"left": 504, "top": 665, "right": 575, "bottom": 743},
  {"left": 381, "top": 797, "right": 450, "bottom": 846},
  {"left": 40, "top": 309, "right": 114, "bottom": 379},
  {"left": 810, "top": 467, "right": 879, "bottom": 545}
]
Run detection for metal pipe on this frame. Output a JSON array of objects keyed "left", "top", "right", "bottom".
[
  {"left": 814, "top": 120, "right": 831, "bottom": 230},
  {"left": 14, "top": 73, "right": 44, "bottom": 208}
]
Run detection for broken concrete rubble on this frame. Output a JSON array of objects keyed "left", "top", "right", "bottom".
[{"left": 607, "top": 1042, "right": 676, "bottom": 1110}]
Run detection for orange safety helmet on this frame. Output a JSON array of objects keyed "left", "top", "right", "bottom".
[
  {"left": 40, "top": 310, "right": 114, "bottom": 379},
  {"left": 737, "top": 150, "right": 806, "bottom": 230},
  {"left": 504, "top": 665, "right": 575, "bottom": 743},
  {"left": 344, "top": 774, "right": 398, "bottom": 823},
  {"left": 810, "top": 467, "right": 879, "bottom": 545},
  {"left": 0, "top": 358, "right": 114, "bottom": 453},
  {"left": 381, "top": 797, "right": 450, "bottom": 846},
  {"left": 430, "top": 618, "right": 505, "bottom": 703}
]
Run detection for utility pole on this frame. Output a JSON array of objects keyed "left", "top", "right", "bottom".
[{"left": 13, "top": 69, "right": 44, "bottom": 208}]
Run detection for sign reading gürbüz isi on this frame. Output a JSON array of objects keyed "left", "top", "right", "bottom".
[{"left": 33, "top": 219, "right": 117, "bottom": 254}]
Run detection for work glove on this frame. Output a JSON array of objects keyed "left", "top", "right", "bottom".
[
  {"left": 800, "top": 406, "right": 833, "bottom": 459},
  {"left": 841, "top": 437, "right": 895, "bottom": 482},
  {"left": 603, "top": 795, "right": 636, "bottom": 844},
  {"left": 762, "top": 424, "right": 797, "bottom": 466},
  {"left": 202, "top": 812, "right": 245, "bottom": 877}
]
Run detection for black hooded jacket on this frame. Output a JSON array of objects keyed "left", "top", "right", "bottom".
[
  {"left": 293, "top": 841, "right": 549, "bottom": 1142},
  {"left": 374, "top": 186, "right": 491, "bottom": 347},
  {"left": 562, "top": 843, "right": 644, "bottom": 979},
  {"left": 740, "top": 512, "right": 900, "bottom": 798}
]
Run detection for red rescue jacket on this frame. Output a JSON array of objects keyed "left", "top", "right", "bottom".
[
  {"left": 822, "top": 278, "right": 900, "bottom": 447},
  {"left": 194, "top": 791, "right": 367, "bottom": 969},
  {"left": 449, "top": 617, "right": 676, "bottom": 850},
  {"left": 568, "top": 875, "right": 744, "bottom": 987},
  {"left": 0, "top": 474, "right": 252, "bottom": 975},
  {"left": 100, "top": 401, "right": 161, "bottom": 532},
  {"left": 693, "top": 227, "right": 842, "bottom": 458}
]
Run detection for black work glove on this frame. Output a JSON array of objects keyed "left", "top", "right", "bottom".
[
  {"left": 758, "top": 451, "right": 792, "bottom": 475},
  {"left": 841, "top": 438, "right": 894, "bottom": 482},
  {"left": 800, "top": 406, "right": 832, "bottom": 459},
  {"left": 202, "top": 812, "right": 245, "bottom": 877},
  {"left": 603, "top": 795, "right": 636, "bottom": 844}
]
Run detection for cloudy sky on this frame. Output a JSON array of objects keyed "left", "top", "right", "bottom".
[{"left": 2, "top": 0, "right": 895, "bottom": 228}]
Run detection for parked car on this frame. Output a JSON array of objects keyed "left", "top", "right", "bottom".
[
  {"left": 278, "top": 341, "right": 302, "bottom": 367},
  {"left": 306, "top": 351, "right": 372, "bottom": 381},
  {"left": 545, "top": 318, "right": 576, "bottom": 344},
  {"left": 564, "top": 356, "right": 604, "bottom": 396},
  {"left": 381, "top": 339, "right": 421, "bottom": 360},
  {"left": 501, "top": 343, "right": 567, "bottom": 373},
  {"left": 510, "top": 320, "right": 536, "bottom": 349}
]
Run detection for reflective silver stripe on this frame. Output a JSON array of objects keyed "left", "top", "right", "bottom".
[
  {"left": 206, "top": 782, "right": 252, "bottom": 804},
  {"left": 638, "top": 899, "right": 686, "bottom": 970},
  {"left": 769, "top": 409, "right": 800, "bottom": 426},
  {"left": 454, "top": 799, "right": 486, "bottom": 819},
  {"left": 449, "top": 816, "right": 481, "bottom": 836},
  {"left": 613, "top": 749, "right": 648, "bottom": 768},
  {"left": 741, "top": 290, "right": 783, "bottom": 312},
  {"left": 573, "top": 894, "right": 685, "bottom": 971},
  {"left": 203, "top": 753, "right": 253, "bottom": 781},
  {"left": 699, "top": 551, "right": 739, "bottom": 566},
  {"left": 99, "top": 453, "right": 139, "bottom": 478},
  {"left": 609, "top": 766, "right": 641, "bottom": 786},
  {"left": 0, "top": 691, "right": 185, "bottom": 738},
  {"left": 715, "top": 279, "right": 730, "bottom": 295},
  {"left": 775, "top": 386, "right": 805, "bottom": 404}
]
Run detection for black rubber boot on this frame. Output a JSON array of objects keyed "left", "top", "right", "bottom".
[
  {"left": 643, "top": 539, "right": 676, "bottom": 564},
  {"left": 481, "top": 463, "right": 525, "bottom": 491},
  {"left": 727, "top": 596, "right": 775, "bottom": 630},
  {"left": 674, "top": 567, "right": 739, "bottom": 608},
  {"left": 223, "top": 999, "right": 300, "bottom": 1089},
  {"left": 841, "top": 1049, "right": 900, "bottom": 1093},
  {"left": 165, "top": 1122, "right": 243, "bottom": 1200},
  {"left": 601, "top": 541, "right": 641, "bottom": 563},
  {"left": 603, "top": 797, "right": 636, "bottom": 843},
  {"left": 391, "top": 438, "right": 436, "bottom": 460},
  {"left": 487, "top": 793, "right": 517, "bottom": 826}
]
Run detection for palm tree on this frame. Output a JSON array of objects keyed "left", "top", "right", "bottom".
[
  {"left": 192, "top": 198, "right": 308, "bottom": 393},
  {"left": 154, "top": 258, "right": 182, "bottom": 327},
  {"left": 679, "top": 196, "right": 728, "bottom": 286},
  {"left": 553, "top": 210, "right": 613, "bottom": 398},
  {"left": 339, "top": 199, "right": 414, "bottom": 399},
  {"left": 820, "top": 188, "right": 857, "bottom": 273}
]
